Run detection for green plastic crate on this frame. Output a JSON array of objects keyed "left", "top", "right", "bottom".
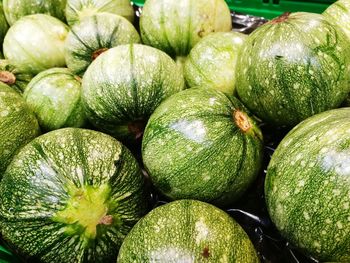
[{"left": 132, "top": 0, "right": 335, "bottom": 19}]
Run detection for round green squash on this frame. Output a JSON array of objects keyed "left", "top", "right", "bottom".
[
  {"left": 0, "top": 82, "right": 40, "bottom": 176},
  {"left": 236, "top": 12, "right": 350, "bottom": 127},
  {"left": 65, "top": 13, "right": 140, "bottom": 77},
  {"left": 140, "top": 0, "right": 232, "bottom": 58},
  {"left": 23, "top": 68, "right": 86, "bottom": 131},
  {"left": 184, "top": 32, "right": 247, "bottom": 95},
  {"left": 118, "top": 200, "right": 260, "bottom": 263},
  {"left": 3, "top": 0, "right": 66, "bottom": 26},
  {"left": 66, "top": 0, "right": 134, "bottom": 27},
  {"left": 265, "top": 108, "right": 350, "bottom": 262},
  {"left": 82, "top": 44, "right": 185, "bottom": 143},
  {"left": 323, "top": 0, "right": 350, "bottom": 41},
  {"left": 0, "top": 128, "right": 148, "bottom": 263},
  {"left": 142, "top": 88, "right": 263, "bottom": 206},
  {"left": 3, "top": 14, "right": 69, "bottom": 75},
  {"left": 0, "top": 2, "right": 9, "bottom": 48},
  {"left": 0, "top": 59, "right": 33, "bottom": 93}
]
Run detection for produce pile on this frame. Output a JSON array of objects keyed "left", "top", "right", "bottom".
[{"left": 0, "top": 0, "right": 349, "bottom": 262}]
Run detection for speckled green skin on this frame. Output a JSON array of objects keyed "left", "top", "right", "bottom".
[
  {"left": 3, "top": 14, "right": 68, "bottom": 75},
  {"left": 0, "top": 82, "right": 40, "bottom": 176},
  {"left": 236, "top": 12, "right": 350, "bottom": 127},
  {"left": 0, "top": 59, "right": 33, "bottom": 92},
  {"left": 23, "top": 68, "right": 86, "bottom": 131},
  {"left": 82, "top": 44, "right": 185, "bottom": 143},
  {"left": 66, "top": 0, "right": 134, "bottom": 26},
  {"left": 266, "top": 108, "right": 350, "bottom": 262},
  {"left": 142, "top": 88, "right": 263, "bottom": 206},
  {"left": 118, "top": 200, "right": 260, "bottom": 263},
  {"left": 0, "top": 3, "right": 9, "bottom": 49},
  {"left": 3, "top": 0, "right": 66, "bottom": 26},
  {"left": 140, "top": 0, "right": 232, "bottom": 58},
  {"left": 65, "top": 13, "right": 140, "bottom": 77},
  {"left": 184, "top": 32, "right": 246, "bottom": 95},
  {"left": 323, "top": 0, "right": 350, "bottom": 41},
  {"left": 0, "top": 128, "right": 148, "bottom": 263}
]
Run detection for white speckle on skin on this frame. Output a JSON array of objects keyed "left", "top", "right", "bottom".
[
  {"left": 325, "top": 218, "right": 332, "bottom": 224},
  {"left": 0, "top": 110, "right": 9, "bottom": 117},
  {"left": 195, "top": 219, "right": 209, "bottom": 244},
  {"left": 336, "top": 221, "right": 343, "bottom": 229},
  {"left": 209, "top": 97, "right": 216, "bottom": 106},
  {"left": 303, "top": 211, "right": 310, "bottom": 220}
]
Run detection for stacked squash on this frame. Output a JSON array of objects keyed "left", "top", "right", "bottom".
[{"left": 0, "top": 0, "right": 349, "bottom": 262}]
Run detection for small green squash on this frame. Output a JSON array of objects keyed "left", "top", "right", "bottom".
[
  {"left": 65, "top": 13, "right": 140, "bottom": 77},
  {"left": 0, "top": 2, "right": 9, "bottom": 48},
  {"left": 323, "top": 0, "right": 350, "bottom": 41},
  {"left": 236, "top": 12, "right": 350, "bottom": 127},
  {"left": 265, "top": 108, "right": 350, "bottom": 262},
  {"left": 23, "top": 68, "right": 86, "bottom": 131},
  {"left": 3, "top": 0, "right": 67, "bottom": 26},
  {"left": 0, "top": 82, "right": 40, "bottom": 176},
  {"left": 3, "top": 14, "right": 69, "bottom": 75},
  {"left": 66, "top": 0, "right": 134, "bottom": 26},
  {"left": 0, "top": 128, "right": 148, "bottom": 262},
  {"left": 184, "top": 32, "right": 247, "bottom": 95},
  {"left": 118, "top": 200, "right": 260, "bottom": 263},
  {"left": 140, "top": 0, "right": 232, "bottom": 58},
  {"left": 0, "top": 59, "right": 33, "bottom": 93},
  {"left": 142, "top": 88, "right": 263, "bottom": 206},
  {"left": 82, "top": 44, "right": 185, "bottom": 143}
]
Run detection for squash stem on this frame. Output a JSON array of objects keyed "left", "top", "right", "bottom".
[
  {"left": 270, "top": 12, "right": 291, "bottom": 24},
  {"left": 0, "top": 71, "right": 16, "bottom": 85},
  {"left": 92, "top": 48, "right": 109, "bottom": 60},
  {"left": 234, "top": 110, "right": 252, "bottom": 132},
  {"left": 233, "top": 110, "right": 263, "bottom": 141}
]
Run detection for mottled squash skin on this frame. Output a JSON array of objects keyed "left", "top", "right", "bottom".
[
  {"left": 140, "top": 0, "right": 232, "bottom": 58},
  {"left": 266, "top": 108, "right": 350, "bottom": 262},
  {"left": 0, "top": 128, "right": 148, "bottom": 262},
  {"left": 3, "top": 0, "right": 66, "bottom": 26},
  {"left": 236, "top": 12, "right": 350, "bottom": 127},
  {"left": 0, "top": 82, "right": 40, "bottom": 176},
  {"left": 118, "top": 200, "right": 260, "bottom": 263},
  {"left": 142, "top": 88, "right": 263, "bottom": 206}
]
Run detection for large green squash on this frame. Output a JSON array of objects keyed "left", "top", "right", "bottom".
[
  {"left": 0, "top": 82, "right": 40, "bottom": 176},
  {"left": 140, "top": 0, "right": 232, "bottom": 58},
  {"left": 0, "top": 59, "right": 33, "bottom": 93},
  {"left": 184, "top": 32, "right": 247, "bottom": 95},
  {"left": 65, "top": 13, "right": 140, "bottom": 77},
  {"left": 3, "top": 14, "right": 69, "bottom": 75},
  {"left": 236, "top": 12, "right": 350, "bottom": 127},
  {"left": 0, "top": 2, "right": 9, "bottom": 48},
  {"left": 66, "top": 0, "right": 134, "bottom": 26},
  {"left": 23, "top": 68, "right": 86, "bottom": 131},
  {"left": 265, "top": 108, "right": 350, "bottom": 262},
  {"left": 0, "top": 128, "right": 148, "bottom": 262},
  {"left": 323, "top": 0, "right": 350, "bottom": 41},
  {"left": 3, "top": 0, "right": 66, "bottom": 26},
  {"left": 82, "top": 44, "right": 185, "bottom": 143},
  {"left": 118, "top": 200, "right": 260, "bottom": 262},
  {"left": 142, "top": 88, "right": 263, "bottom": 206}
]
